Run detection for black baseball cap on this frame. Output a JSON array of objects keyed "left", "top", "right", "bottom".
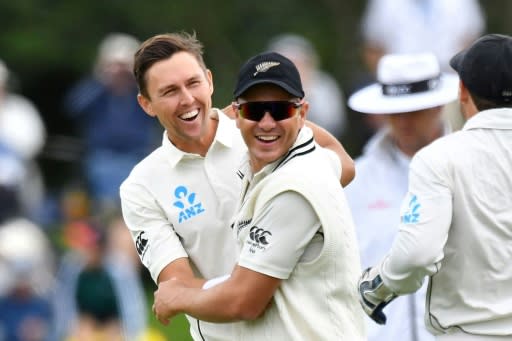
[
  {"left": 233, "top": 51, "right": 304, "bottom": 99},
  {"left": 450, "top": 33, "right": 512, "bottom": 104}
]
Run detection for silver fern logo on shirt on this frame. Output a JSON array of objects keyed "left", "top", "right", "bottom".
[
  {"left": 173, "top": 185, "right": 206, "bottom": 223},
  {"left": 401, "top": 194, "right": 421, "bottom": 224},
  {"left": 253, "top": 61, "right": 280, "bottom": 76}
]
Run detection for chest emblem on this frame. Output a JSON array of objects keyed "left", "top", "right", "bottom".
[{"left": 173, "top": 185, "right": 206, "bottom": 223}]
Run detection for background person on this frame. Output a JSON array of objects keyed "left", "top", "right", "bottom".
[
  {"left": 0, "top": 58, "right": 47, "bottom": 219},
  {"left": 344, "top": 52, "right": 459, "bottom": 341},
  {"left": 358, "top": 0, "right": 485, "bottom": 134},
  {"left": 64, "top": 33, "right": 161, "bottom": 209},
  {"left": 358, "top": 33, "right": 512, "bottom": 340},
  {"left": 0, "top": 183, "right": 55, "bottom": 341}
]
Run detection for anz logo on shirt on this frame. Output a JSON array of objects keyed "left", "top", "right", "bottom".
[
  {"left": 173, "top": 185, "right": 206, "bottom": 223},
  {"left": 401, "top": 194, "right": 421, "bottom": 224}
]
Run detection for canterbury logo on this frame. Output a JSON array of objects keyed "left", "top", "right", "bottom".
[
  {"left": 135, "top": 231, "right": 148, "bottom": 258},
  {"left": 253, "top": 61, "right": 280, "bottom": 76},
  {"left": 249, "top": 226, "right": 272, "bottom": 245}
]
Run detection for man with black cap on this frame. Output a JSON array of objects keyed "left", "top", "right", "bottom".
[
  {"left": 358, "top": 33, "right": 512, "bottom": 340},
  {"left": 121, "top": 32, "right": 355, "bottom": 341},
  {"left": 152, "top": 51, "right": 366, "bottom": 340}
]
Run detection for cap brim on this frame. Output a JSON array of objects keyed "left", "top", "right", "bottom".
[
  {"left": 348, "top": 74, "right": 459, "bottom": 114},
  {"left": 234, "top": 79, "right": 304, "bottom": 98},
  {"left": 449, "top": 50, "right": 466, "bottom": 74}
]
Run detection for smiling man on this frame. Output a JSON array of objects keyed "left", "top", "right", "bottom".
[
  {"left": 152, "top": 51, "right": 366, "bottom": 340},
  {"left": 120, "top": 33, "right": 355, "bottom": 341}
]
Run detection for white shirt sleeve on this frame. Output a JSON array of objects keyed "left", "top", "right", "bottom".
[
  {"left": 380, "top": 152, "right": 453, "bottom": 294},
  {"left": 120, "top": 180, "right": 188, "bottom": 283},
  {"left": 237, "top": 190, "right": 322, "bottom": 279}
]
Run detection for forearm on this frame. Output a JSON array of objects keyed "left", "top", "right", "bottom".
[
  {"left": 305, "top": 120, "right": 355, "bottom": 186},
  {"left": 176, "top": 281, "right": 257, "bottom": 322},
  {"left": 380, "top": 193, "right": 452, "bottom": 294},
  {"left": 154, "top": 266, "right": 279, "bottom": 324},
  {"left": 157, "top": 258, "right": 206, "bottom": 288}
]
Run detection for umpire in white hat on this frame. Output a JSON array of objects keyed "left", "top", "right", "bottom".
[
  {"left": 344, "top": 52, "right": 458, "bottom": 341},
  {"left": 358, "top": 34, "right": 512, "bottom": 340}
]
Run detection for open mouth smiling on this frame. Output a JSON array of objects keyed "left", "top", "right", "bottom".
[{"left": 179, "top": 109, "right": 199, "bottom": 121}]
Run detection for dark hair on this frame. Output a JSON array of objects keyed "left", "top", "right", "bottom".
[
  {"left": 469, "top": 90, "right": 512, "bottom": 112},
  {"left": 133, "top": 31, "right": 206, "bottom": 98}
]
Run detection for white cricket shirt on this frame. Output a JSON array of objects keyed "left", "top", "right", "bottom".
[
  {"left": 120, "top": 109, "right": 246, "bottom": 341},
  {"left": 381, "top": 108, "right": 512, "bottom": 338},
  {"left": 232, "top": 127, "right": 366, "bottom": 340}
]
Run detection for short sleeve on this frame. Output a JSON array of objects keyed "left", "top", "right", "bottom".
[
  {"left": 238, "top": 191, "right": 321, "bottom": 279},
  {"left": 120, "top": 180, "right": 188, "bottom": 283}
]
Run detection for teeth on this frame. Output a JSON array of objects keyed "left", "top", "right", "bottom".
[
  {"left": 180, "top": 110, "right": 199, "bottom": 119},
  {"left": 258, "top": 135, "right": 278, "bottom": 141}
]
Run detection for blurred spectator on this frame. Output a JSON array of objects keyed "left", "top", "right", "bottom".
[
  {"left": 358, "top": 0, "right": 485, "bottom": 134},
  {"left": 0, "top": 184, "right": 55, "bottom": 341},
  {"left": 0, "top": 142, "right": 25, "bottom": 221},
  {"left": 360, "top": 0, "right": 485, "bottom": 74},
  {"left": 64, "top": 33, "right": 161, "bottom": 209},
  {"left": 51, "top": 211, "right": 147, "bottom": 341},
  {"left": 267, "top": 33, "right": 347, "bottom": 140},
  {"left": 0, "top": 58, "right": 46, "bottom": 218},
  {"left": 344, "top": 53, "right": 458, "bottom": 341}
]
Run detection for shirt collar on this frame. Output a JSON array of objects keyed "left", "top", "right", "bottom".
[
  {"left": 239, "top": 126, "right": 315, "bottom": 184},
  {"left": 163, "top": 108, "right": 237, "bottom": 168},
  {"left": 463, "top": 108, "right": 512, "bottom": 131}
]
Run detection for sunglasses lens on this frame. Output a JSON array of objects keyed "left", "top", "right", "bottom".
[{"left": 238, "top": 101, "right": 300, "bottom": 121}]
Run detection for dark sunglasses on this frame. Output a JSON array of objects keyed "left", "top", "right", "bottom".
[{"left": 234, "top": 101, "right": 303, "bottom": 121}]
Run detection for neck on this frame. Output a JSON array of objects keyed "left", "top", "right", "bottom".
[
  {"left": 169, "top": 116, "right": 218, "bottom": 157},
  {"left": 394, "top": 123, "right": 444, "bottom": 157}
]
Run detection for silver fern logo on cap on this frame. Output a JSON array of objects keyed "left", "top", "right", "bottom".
[{"left": 253, "top": 61, "right": 280, "bottom": 76}]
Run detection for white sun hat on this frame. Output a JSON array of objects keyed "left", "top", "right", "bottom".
[{"left": 348, "top": 53, "right": 459, "bottom": 114}]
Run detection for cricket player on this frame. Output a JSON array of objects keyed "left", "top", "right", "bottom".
[
  {"left": 153, "top": 51, "right": 366, "bottom": 340},
  {"left": 120, "top": 32, "right": 354, "bottom": 341},
  {"left": 358, "top": 34, "right": 512, "bottom": 340}
]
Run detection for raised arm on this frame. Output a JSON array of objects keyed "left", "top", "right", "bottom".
[{"left": 305, "top": 120, "right": 355, "bottom": 187}]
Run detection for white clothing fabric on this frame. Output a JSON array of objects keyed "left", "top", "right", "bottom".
[
  {"left": 362, "top": 0, "right": 485, "bottom": 72},
  {"left": 0, "top": 94, "right": 46, "bottom": 159},
  {"left": 381, "top": 108, "right": 512, "bottom": 337},
  {"left": 232, "top": 127, "right": 365, "bottom": 340},
  {"left": 345, "top": 125, "right": 451, "bottom": 341},
  {"left": 120, "top": 109, "right": 245, "bottom": 341},
  {"left": 0, "top": 94, "right": 46, "bottom": 215}
]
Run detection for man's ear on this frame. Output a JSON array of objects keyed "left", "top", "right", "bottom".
[
  {"left": 206, "top": 69, "right": 214, "bottom": 95},
  {"left": 232, "top": 103, "right": 242, "bottom": 128},
  {"left": 459, "top": 80, "right": 479, "bottom": 120},
  {"left": 137, "top": 93, "right": 156, "bottom": 117},
  {"left": 459, "top": 81, "right": 469, "bottom": 105},
  {"left": 300, "top": 100, "right": 309, "bottom": 121}
]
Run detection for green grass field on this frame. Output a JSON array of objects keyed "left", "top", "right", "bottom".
[
  {"left": 144, "top": 276, "right": 193, "bottom": 341},
  {"left": 147, "top": 312, "right": 192, "bottom": 341}
]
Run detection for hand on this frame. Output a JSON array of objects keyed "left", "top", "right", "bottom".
[
  {"left": 153, "top": 277, "right": 187, "bottom": 325},
  {"left": 358, "top": 266, "right": 397, "bottom": 325},
  {"left": 221, "top": 103, "right": 236, "bottom": 119}
]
